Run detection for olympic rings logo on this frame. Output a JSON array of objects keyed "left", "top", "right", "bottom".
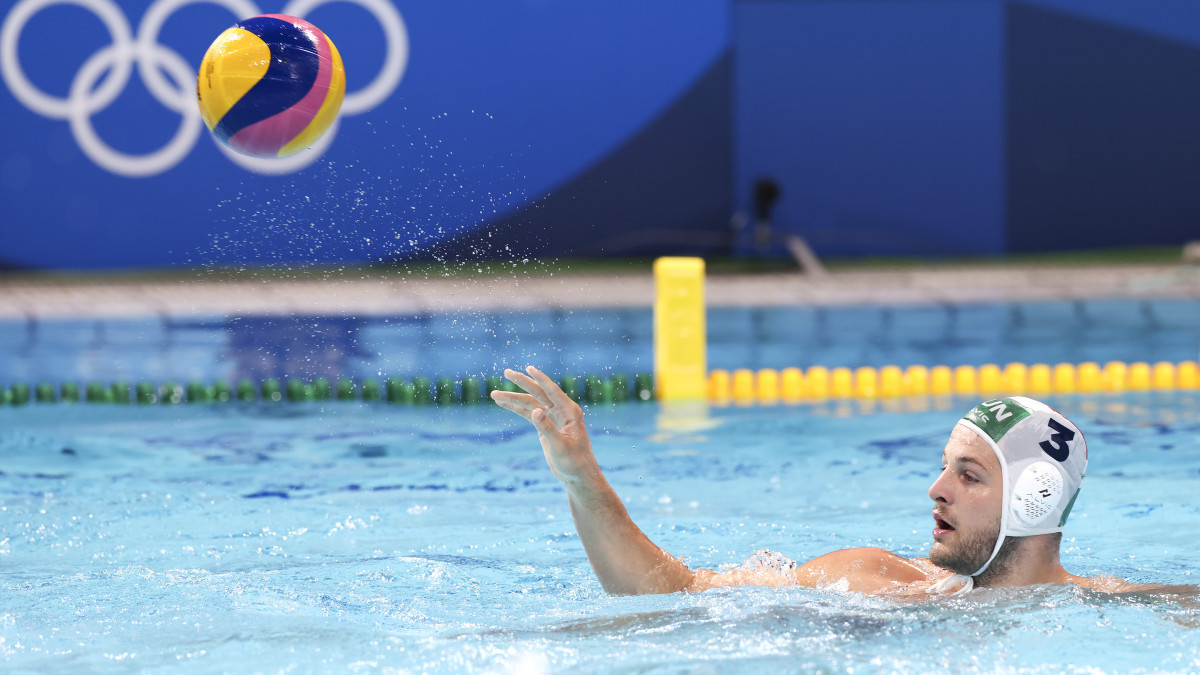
[{"left": 1, "top": 0, "right": 408, "bottom": 176}]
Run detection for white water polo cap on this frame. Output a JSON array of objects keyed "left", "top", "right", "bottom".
[{"left": 957, "top": 396, "right": 1088, "bottom": 577}]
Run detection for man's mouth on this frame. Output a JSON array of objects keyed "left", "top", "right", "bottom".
[{"left": 932, "top": 511, "right": 955, "bottom": 537}]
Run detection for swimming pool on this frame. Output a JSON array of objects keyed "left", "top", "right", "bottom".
[
  {"left": 1, "top": 393, "right": 1198, "bottom": 672},
  {"left": 2, "top": 299, "right": 1198, "bottom": 672}
]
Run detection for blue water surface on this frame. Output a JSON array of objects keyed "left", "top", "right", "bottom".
[{"left": 1, "top": 393, "right": 1198, "bottom": 673}]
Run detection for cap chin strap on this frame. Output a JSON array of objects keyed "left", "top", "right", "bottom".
[
  {"left": 927, "top": 420, "right": 1012, "bottom": 596},
  {"left": 926, "top": 573, "right": 974, "bottom": 596}
]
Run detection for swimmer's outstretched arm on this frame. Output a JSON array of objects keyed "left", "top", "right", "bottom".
[
  {"left": 490, "top": 367, "right": 943, "bottom": 595},
  {"left": 491, "top": 366, "right": 695, "bottom": 595}
]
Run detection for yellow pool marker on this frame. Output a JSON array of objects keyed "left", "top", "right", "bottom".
[
  {"left": 708, "top": 369, "right": 732, "bottom": 405},
  {"left": 953, "top": 365, "right": 977, "bottom": 395},
  {"left": 1179, "top": 361, "right": 1199, "bottom": 389},
  {"left": 880, "top": 365, "right": 904, "bottom": 398},
  {"left": 732, "top": 368, "right": 755, "bottom": 406},
  {"left": 1028, "top": 363, "right": 1052, "bottom": 395},
  {"left": 978, "top": 364, "right": 1003, "bottom": 395},
  {"left": 807, "top": 366, "right": 831, "bottom": 400},
  {"left": 905, "top": 365, "right": 930, "bottom": 396},
  {"left": 831, "top": 367, "right": 854, "bottom": 398},
  {"left": 1077, "top": 362, "right": 1102, "bottom": 392},
  {"left": 930, "top": 365, "right": 953, "bottom": 395},
  {"left": 855, "top": 366, "right": 878, "bottom": 398},
  {"left": 1128, "top": 361, "right": 1152, "bottom": 391},
  {"left": 1051, "top": 363, "right": 1075, "bottom": 394},
  {"left": 1004, "top": 363, "right": 1029, "bottom": 393},
  {"left": 649, "top": 257, "right": 1198, "bottom": 406},
  {"left": 756, "top": 368, "right": 781, "bottom": 405},
  {"left": 781, "top": 367, "right": 806, "bottom": 403},
  {"left": 1152, "top": 361, "right": 1176, "bottom": 390},
  {"left": 701, "top": 360, "right": 1198, "bottom": 406},
  {"left": 654, "top": 257, "right": 707, "bottom": 401},
  {"left": 1103, "top": 361, "right": 1128, "bottom": 392}
]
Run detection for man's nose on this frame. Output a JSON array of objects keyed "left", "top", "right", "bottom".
[{"left": 928, "top": 469, "right": 950, "bottom": 503}]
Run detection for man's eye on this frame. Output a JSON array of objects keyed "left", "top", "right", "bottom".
[{"left": 964, "top": 473, "right": 979, "bottom": 483}]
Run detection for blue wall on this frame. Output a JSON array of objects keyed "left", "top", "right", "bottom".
[
  {"left": 734, "top": 0, "right": 1200, "bottom": 258},
  {"left": 1007, "top": 0, "right": 1200, "bottom": 252},
  {"left": 3, "top": 0, "right": 1199, "bottom": 270},
  {"left": 734, "top": 0, "right": 1005, "bottom": 257}
]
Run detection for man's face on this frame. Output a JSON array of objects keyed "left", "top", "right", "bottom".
[{"left": 927, "top": 425, "right": 1004, "bottom": 575}]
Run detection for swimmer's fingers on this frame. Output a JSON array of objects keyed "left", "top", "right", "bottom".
[
  {"left": 528, "top": 406, "right": 560, "bottom": 439},
  {"left": 490, "top": 390, "right": 539, "bottom": 408},
  {"left": 490, "top": 390, "right": 542, "bottom": 420},
  {"left": 523, "top": 365, "right": 578, "bottom": 412},
  {"left": 503, "top": 368, "right": 550, "bottom": 406},
  {"left": 491, "top": 389, "right": 567, "bottom": 446}
]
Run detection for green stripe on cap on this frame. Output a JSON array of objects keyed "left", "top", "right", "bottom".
[
  {"left": 1058, "top": 487, "right": 1081, "bottom": 527},
  {"left": 963, "top": 397, "right": 1032, "bottom": 443}
]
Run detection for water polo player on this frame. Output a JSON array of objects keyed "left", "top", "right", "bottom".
[{"left": 491, "top": 365, "right": 1175, "bottom": 597}]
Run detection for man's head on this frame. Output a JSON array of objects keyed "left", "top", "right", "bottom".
[
  {"left": 928, "top": 425, "right": 1004, "bottom": 574},
  {"left": 928, "top": 397, "right": 1088, "bottom": 578}
]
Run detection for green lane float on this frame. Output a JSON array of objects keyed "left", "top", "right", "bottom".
[
  {"left": 87, "top": 382, "right": 111, "bottom": 403},
  {"left": 462, "top": 376, "right": 481, "bottom": 404},
  {"left": 413, "top": 376, "right": 433, "bottom": 405},
  {"left": 560, "top": 374, "right": 580, "bottom": 402},
  {"left": 25, "top": 362, "right": 1198, "bottom": 408},
  {"left": 436, "top": 377, "right": 456, "bottom": 405},
  {"left": 313, "top": 378, "right": 332, "bottom": 400},
  {"left": 635, "top": 374, "right": 654, "bottom": 401}
]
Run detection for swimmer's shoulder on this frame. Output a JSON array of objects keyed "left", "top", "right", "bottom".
[
  {"left": 1073, "top": 573, "right": 1200, "bottom": 596},
  {"left": 1074, "top": 574, "right": 1155, "bottom": 593},
  {"left": 794, "top": 547, "right": 943, "bottom": 594}
]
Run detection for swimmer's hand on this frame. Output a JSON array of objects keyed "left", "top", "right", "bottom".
[
  {"left": 490, "top": 366, "right": 599, "bottom": 485},
  {"left": 491, "top": 365, "right": 694, "bottom": 595}
]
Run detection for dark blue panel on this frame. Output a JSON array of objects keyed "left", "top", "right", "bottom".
[
  {"left": 734, "top": 0, "right": 1004, "bottom": 257},
  {"left": 410, "top": 51, "right": 733, "bottom": 261},
  {"left": 1024, "top": 0, "right": 1200, "bottom": 48},
  {"left": 1007, "top": 1, "right": 1200, "bottom": 251}
]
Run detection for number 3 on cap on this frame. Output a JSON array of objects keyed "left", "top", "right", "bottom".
[{"left": 1039, "top": 419, "right": 1075, "bottom": 461}]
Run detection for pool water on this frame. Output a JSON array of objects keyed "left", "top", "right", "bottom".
[{"left": 2, "top": 393, "right": 1198, "bottom": 672}]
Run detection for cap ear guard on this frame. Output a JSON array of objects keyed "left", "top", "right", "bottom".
[{"left": 1011, "top": 461, "right": 1065, "bottom": 528}]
